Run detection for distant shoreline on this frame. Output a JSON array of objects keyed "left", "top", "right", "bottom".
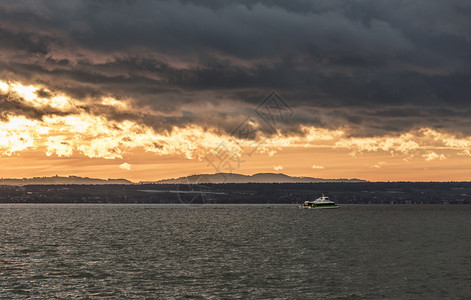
[{"left": 1, "top": 182, "right": 470, "bottom": 205}]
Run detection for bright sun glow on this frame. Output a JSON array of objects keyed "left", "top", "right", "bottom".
[
  {"left": 10, "top": 82, "right": 37, "bottom": 101},
  {"left": 0, "top": 81, "right": 9, "bottom": 93}
]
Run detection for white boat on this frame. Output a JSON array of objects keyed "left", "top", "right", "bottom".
[{"left": 301, "top": 194, "right": 339, "bottom": 209}]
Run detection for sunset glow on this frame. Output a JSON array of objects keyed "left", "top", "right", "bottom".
[
  {"left": 0, "top": 79, "right": 470, "bottom": 181},
  {"left": 1, "top": 0, "right": 470, "bottom": 182}
]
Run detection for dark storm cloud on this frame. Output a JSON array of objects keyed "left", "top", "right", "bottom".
[{"left": 0, "top": 0, "right": 470, "bottom": 136}]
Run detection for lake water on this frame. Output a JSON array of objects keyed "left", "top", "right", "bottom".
[{"left": 0, "top": 204, "right": 470, "bottom": 299}]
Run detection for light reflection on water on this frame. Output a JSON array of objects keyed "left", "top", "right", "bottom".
[{"left": 0, "top": 204, "right": 470, "bottom": 298}]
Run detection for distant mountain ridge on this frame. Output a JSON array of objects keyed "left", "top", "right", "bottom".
[
  {"left": 155, "top": 173, "right": 367, "bottom": 184},
  {"left": 0, "top": 173, "right": 367, "bottom": 186},
  {"left": 0, "top": 176, "right": 132, "bottom": 186}
]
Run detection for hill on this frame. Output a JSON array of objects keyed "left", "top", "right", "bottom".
[
  {"left": 155, "top": 173, "right": 367, "bottom": 184},
  {"left": 0, "top": 176, "right": 132, "bottom": 186}
]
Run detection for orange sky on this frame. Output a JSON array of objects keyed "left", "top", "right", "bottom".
[
  {"left": 1, "top": 80, "right": 471, "bottom": 182},
  {"left": 2, "top": 144, "right": 471, "bottom": 182}
]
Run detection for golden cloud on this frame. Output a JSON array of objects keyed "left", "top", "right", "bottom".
[{"left": 1, "top": 80, "right": 471, "bottom": 164}]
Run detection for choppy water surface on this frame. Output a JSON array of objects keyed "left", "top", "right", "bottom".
[{"left": 0, "top": 204, "right": 470, "bottom": 299}]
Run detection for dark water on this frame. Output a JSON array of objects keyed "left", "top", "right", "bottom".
[{"left": 0, "top": 204, "right": 470, "bottom": 299}]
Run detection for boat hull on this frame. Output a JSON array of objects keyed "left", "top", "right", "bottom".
[{"left": 301, "top": 205, "right": 340, "bottom": 209}]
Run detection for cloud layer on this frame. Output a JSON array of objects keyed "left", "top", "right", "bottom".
[
  {"left": 2, "top": 80, "right": 471, "bottom": 167},
  {"left": 0, "top": 0, "right": 470, "bottom": 138}
]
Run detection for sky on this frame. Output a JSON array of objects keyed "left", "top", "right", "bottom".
[{"left": 0, "top": 0, "right": 471, "bottom": 182}]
